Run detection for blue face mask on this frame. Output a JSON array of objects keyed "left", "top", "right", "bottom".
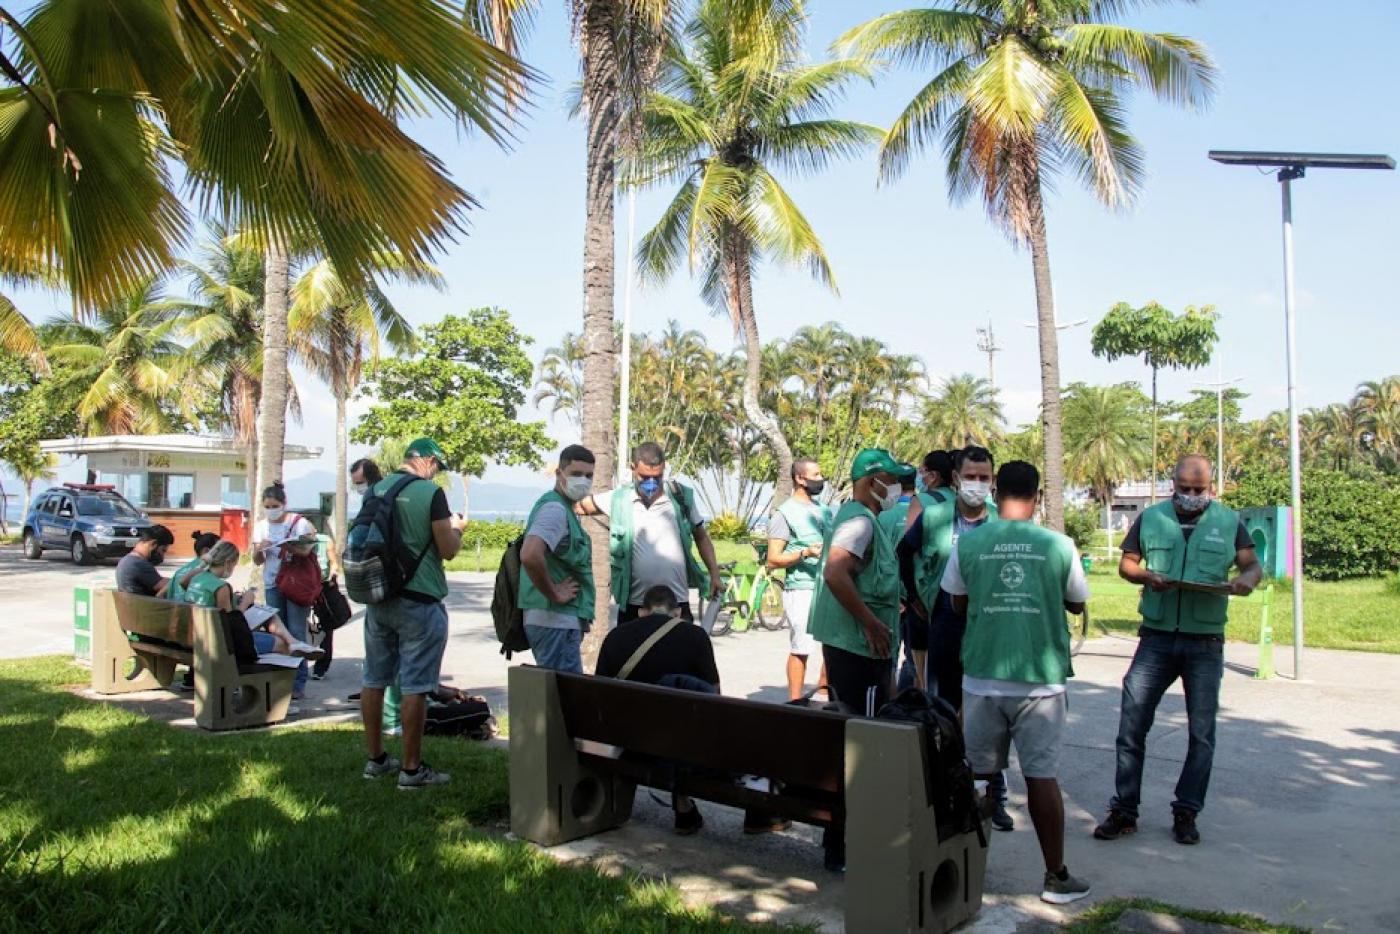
[{"left": 637, "top": 477, "right": 662, "bottom": 498}]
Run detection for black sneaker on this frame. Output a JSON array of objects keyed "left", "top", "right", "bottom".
[
  {"left": 1172, "top": 809, "right": 1200, "bottom": 845},
  {"left": 743, "top": 810, "right": 792, "bottom": 835},
  {"left": 991, "top": 801, "right": 1014, "bottom": 832},
  {"left": 1093, "top": 809, "right": 1137, "bottom": 840},
  {"left": 1040, "top": 866, "right": 1091, "bottom": 905},
  {"left": 823, "top": 845, "right": 846, "bottom": 873},
  {"left": 674, "top": 803, "right": 704, "bottom": 835}
]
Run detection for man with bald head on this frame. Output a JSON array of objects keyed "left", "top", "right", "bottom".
[{"left": 1095, "top": 454, "right": 1262, "bottom": 846}]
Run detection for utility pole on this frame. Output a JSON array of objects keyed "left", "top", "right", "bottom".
[
  {"left": 975, "top": 316, "right": 1001, "bottom": 390},
  {"left": 1195, "top": 358, "right": 1243, "bottom": 493}
]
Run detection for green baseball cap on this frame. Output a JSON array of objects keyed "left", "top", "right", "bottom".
[
  {"left": 850, "top": 448, "right": 902, "bottom": 481},
  {"left": 894, "top": 461, "right": 918, "bottom": 480},
  {"left": 404, "top": 437, "right": 450, "bottom": 469}
]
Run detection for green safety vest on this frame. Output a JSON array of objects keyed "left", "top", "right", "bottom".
[
  {"left": 1136, "top": 500, "right": 1239, "bottom": 635},
  {"left": 518, "top": 490, "right": 596, "bottom": 622},
  {"left": 773, "top": 497, "right": 831, "bottom": 591},
  {"left": 184, "top": 570, "right": 228, "bottom": 609},
  {"left": 166, "top": 557, "right": 202, "bottom": 603},
  {"left": 877, "top": 498, "right": 914, "bottom": 599},
  {"left": 915, "top": 496, "right": 999, "bottom": 608},
  {"left": 957, "top": 520, "right": 1077, "bottom": 685},
  {"left": 809, "top": 500, "right": 901, "bottom": 659},
  {"left": 608, "top": 482, "right": 710, "bottom": 606}
]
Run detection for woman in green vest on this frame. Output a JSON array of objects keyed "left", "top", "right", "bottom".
[
  {"left": 766, "top": 457, "right": 832, "bottom": 700},
  {"left": 166, "top": 531, "right": 222, "bottom": 603},
  {"left": 1095, "top": 454, "right": 1262, "bottom": 847},
  {"left": 519, "top": 445, "right": 597, "bottom": 674},
  {"left": 181, "top": 540, "right": 323, "bottom": 659}
]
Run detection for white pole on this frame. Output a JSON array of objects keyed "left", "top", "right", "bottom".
[
  {"left": 1280, "top": 171, "right": 1306, "bottom": 679},
  {"left": 617, "top": 189, "right": 637, "bottom": 484}
]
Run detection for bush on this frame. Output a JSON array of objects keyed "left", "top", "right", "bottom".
[
  {"left": 1226, "top": 466, "right": 1400, "bottom": 580},
  {"left": 1063, "top": 504, "right": 1100, "bottom": 552},
  {"left": 459, "top": 519, "right": 524, "bottom": 549},
  {"left": 706, "top": 512, "right": 751, "bottom": 542}
]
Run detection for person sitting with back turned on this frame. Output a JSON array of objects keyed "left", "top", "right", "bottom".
[{"left": 596, "top": 585, "right": 723, "bottom": 836}]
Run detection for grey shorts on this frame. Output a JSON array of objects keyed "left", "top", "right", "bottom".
[
  {"left": 363, "top": 597, "right": 449, "bottom": 696},
  {"left": 962, "top": 691, "right": 1067, "bottom": 779}
]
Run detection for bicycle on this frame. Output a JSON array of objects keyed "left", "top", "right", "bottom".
[{"left": 702, "top": 546, "right": 788, "bottom": 637}]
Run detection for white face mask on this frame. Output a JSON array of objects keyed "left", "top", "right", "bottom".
[
  {"left": 265, "top": 506, "right": 285, "bottom": 521},
  {"left": 352, "top": 481, "right": 368, "bottom": 495},
  {"left": 874, "top": 479, "right": 902, "bottom": 512},
  {"left": 561, "top": 475, "right": 594, "bottom": 502},
  {"left": 958, "top": 480, "right": 990, "bottom": 508}
]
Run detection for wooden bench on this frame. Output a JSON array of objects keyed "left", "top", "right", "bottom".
[
  {"left": 89, "top": 589, "right": 296, "bottom": 731},
  {"left": 508, "top": 666, "right": 988, "bottom": 933}
]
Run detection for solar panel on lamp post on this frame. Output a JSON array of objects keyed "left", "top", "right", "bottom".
[{"left": 1207, "top": 150, "right": 1394, "bottom": 681}]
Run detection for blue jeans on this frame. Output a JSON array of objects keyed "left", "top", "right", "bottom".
[
  {"left": 1111, "top": 628, "right": 1225, "bottom": 818},
  {"left": 524, "top": 625, "right": 583, "bottom": 674},
  {"left": 266, "top": 583, "right": 310, "bottom": 693},
  {"left": 363, "top": 598, "right": 449, "bottom": 696}
]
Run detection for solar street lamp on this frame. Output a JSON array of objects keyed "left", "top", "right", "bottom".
[{"left": 1207, "top": 150, "right": 1394, "bottom": 680}]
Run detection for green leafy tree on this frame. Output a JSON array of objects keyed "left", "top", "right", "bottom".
[
  {"left": 1091, "top": 301, "right": 1219, "bottom": 496},
  {"left": 841, "top": 0, "right": 1218, "bottom": 531},
  {"left": 628, "top": 0, "right": 880, "bottom": 504},
  {"left": 921, "top": 373, "right": 1003, "bottom": 449},
  {"left": 290, "top": 255, "right": 432, "bottom": 544},
  {"left": 352, "top": 309, "right": 551, "bottom": 486},
  {"left": 0, "top": 350, "right": 76, "bottom": 521},
  {"left": 1063, "top": 381, "right": 1150, "bottom": 550}
]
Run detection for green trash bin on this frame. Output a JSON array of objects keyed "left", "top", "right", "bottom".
[{"left": 74, "top": 585, "right": 93, "bottom": 663}]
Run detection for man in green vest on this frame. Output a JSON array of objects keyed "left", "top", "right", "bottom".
[
  {"left": 942, "top": 460, "right": 1092, "bottom": 905},
  {"left": 893, "top": 450, "right": 955, "bottom": 694},
  {"left": 360, "top": 437, "right": 464, "bottom": 791},
  {"left": 576, "top": 441, "right": 722, "bottom": 622},
  {"left": 1095, "top": 454, "right": 1261, "bottom": 846},
  {"left": 519, "top": 445, "right": 597, "bottom": 674},
  {"left": 766, "top": 457, "right": 832, "bottom": 700}
]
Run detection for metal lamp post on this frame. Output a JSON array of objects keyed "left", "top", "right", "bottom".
[{"left": 1207, "top": 150, "right": 1394, "bottom": 680}]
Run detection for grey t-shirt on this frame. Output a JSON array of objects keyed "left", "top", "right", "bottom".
[
  {"left": 524, "top": 500, "right": 580, "bottom": 631},
  {"left": 596, "top": 489, "right": 705, "bottom": 605},
  {"left": 117, "top": 553, "right": 163, "bottom": 596},
  {"left": 830, "top": 514, "right": 874, "bottom": 572}
]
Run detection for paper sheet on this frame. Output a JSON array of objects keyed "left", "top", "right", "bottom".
[
  {"left": 255, "top": 653, "right": 303, "bottom": 669},
  {"left": 243, "top": 604, "right": 280, "bottom": 630}
]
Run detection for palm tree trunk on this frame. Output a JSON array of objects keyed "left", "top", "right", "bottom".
[
  {"left": 729, "top": 235, "right": 794, "bottom": 507},
  {"left": 255, "top": 239, "right": 291, "bottom": 527},
  {"left": 334, "top": 385, "right": 348, "bottom": 548},
  {"left": 580, "top": 0, "right": 621, "bottom": 667},
  {"left": 1149, "top": 366, "right": 1159, "bottom": 504},
  {"left": 1024, "top": 163, "right": 1066, "bottom": 532}
]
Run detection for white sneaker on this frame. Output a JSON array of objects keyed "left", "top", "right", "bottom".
[
  {"left": 397, "top": 762, "right": 451, "bottom": 790},
  {"left": 288, "top": 641, "right": 326, "bottom": 660},
  {"left": 287, "top": 704, "right": 301, "bottom": 717}
]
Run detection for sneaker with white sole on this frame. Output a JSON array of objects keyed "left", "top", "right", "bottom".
[
  {"left": 363, "top": 754, "right": 402, "bottom": 779},
  {"left": 1041, "top": 866, "right": 1091, "bottom": 905},
  {"left": 397, "top": 763, "right": 451, "bottom": 790},
  {"left": 288, "top": 641, "right": 326, "bottom": 660}
]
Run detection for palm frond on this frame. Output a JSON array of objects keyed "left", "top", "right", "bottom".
[{"left": 1062, "top": 24, "right": 1216, "bottom": 109}]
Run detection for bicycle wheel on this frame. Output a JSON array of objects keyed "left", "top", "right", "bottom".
[
  {"left": 756, "top": 579, "right": 788, "bottom": 631},
  {"left": 1067, "top": 606, "right": 1089, "bottom": 657},
  {"left": 710, "top": 602, "right": 746, "bottom": 637}
]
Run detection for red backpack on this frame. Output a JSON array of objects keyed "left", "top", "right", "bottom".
[{"left": 274, "top": 514, "right": 323, "bottom": 607}]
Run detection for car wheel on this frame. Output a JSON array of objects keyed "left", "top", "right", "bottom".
[
  {"left": 22, "top": 530, "right": 43, "bottom": 560},
  {"left": 71, "top": 535, "right": 95, "bottom": 566}
]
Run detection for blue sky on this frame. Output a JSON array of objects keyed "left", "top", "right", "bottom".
[{"left": 11, "top": 0, "right": 1400, "bottom": 492}]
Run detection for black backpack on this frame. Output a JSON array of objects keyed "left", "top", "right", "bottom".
[
  {"left": 491, "top": 535, "right": 530, "bottom": 658},
  {"left": 343, "top": 474, "right": 434, "bottom": 605},
  {"left": 425, "top": 696, "right": 498, "bottom": 740},
  {"left": 877, "top": 688, "right": 987, "bottom": 847}
]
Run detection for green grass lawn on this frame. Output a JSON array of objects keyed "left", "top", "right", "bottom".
[
  {"left": 1083, "top": 566, "right": 1400, "bottom": 654},
  {"left": 0, "top": 657, "right": 778, "bottom": 931}
]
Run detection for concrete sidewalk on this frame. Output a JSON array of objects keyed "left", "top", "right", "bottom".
[{"left": 4, "top": 547, "right": 1397, "bottom": 931}]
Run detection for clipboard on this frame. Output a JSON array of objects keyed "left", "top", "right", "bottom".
[{"left": 1168, "top": 579, "right": 1233, "bottom": 596}]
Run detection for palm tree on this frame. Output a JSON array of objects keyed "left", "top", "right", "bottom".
[
  {"left": 628, "top": 0, "right": 880, "bottom": 504},
  {"left": 922, "top": 373, "right": 1004, "bottom": 449},
  {"left": 786, "top": 322, "right": 849, "bottom": 452},
  {"left": 289, "top": 256, "right": 433, "bottom": 545},
  {"left": 840, "top": 1, "right": 1218, "bottom": 530},
  {"left": 1, "top": 292, "right": 43, "bottom": 367},
  {"left": 1354, "top": 377, "right": 1400, "bottom": 465},
  {"left": 40, "top": 277, "right": 197, "bottom": 435},
  {"left": 1063, "top": 382, "right": 1149, "bottom": 550},
  {"left": 534, "top": 333, "right": 590, "bottom": 425}
]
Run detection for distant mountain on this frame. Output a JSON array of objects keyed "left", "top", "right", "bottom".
[{"left": 283, "top": 470, "right": 539, "bottom": 519}]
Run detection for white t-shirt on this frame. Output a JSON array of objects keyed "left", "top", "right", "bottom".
[
  {"left": 523, "top": 500, "right": 581, "bottom": 631},
  {"left": 254, "top": 513, "right": 316, "bottom": 590},
  {"left": 595, "top": 487, "right": 705, "bottom": 605},
  {"left": 941, "top": 541, "right": 1090, "bottom": 697}
]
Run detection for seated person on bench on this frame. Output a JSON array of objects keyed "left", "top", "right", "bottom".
[
  {"left": 117, "top": 525, "right": 176, "bottom": 597},
  {"left": 181, "top": 540, "right": 324, "bottom": 660}
]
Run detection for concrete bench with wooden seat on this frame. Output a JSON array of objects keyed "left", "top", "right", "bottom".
[
  {"left": 508, "top": 665, "right": 989, "bottom": 934},
  {"left": 89, "top": 589, "right": 296, "bottom": 731}
]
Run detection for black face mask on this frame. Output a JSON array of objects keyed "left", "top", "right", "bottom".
[{"left": 803, "top": 478, "right": 826, "bottom": 496}]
